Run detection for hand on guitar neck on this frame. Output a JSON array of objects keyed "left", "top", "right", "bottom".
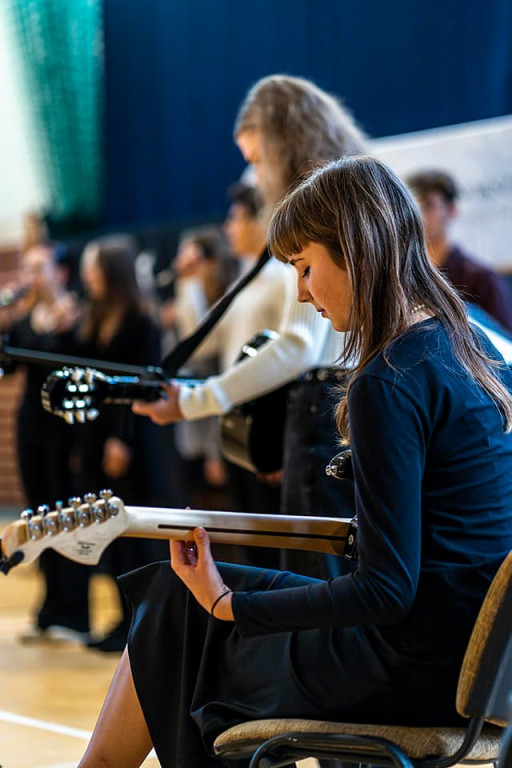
[
  {"left": 0, "top": 493, "right": 353, "bottom": 576},
  {"left": 131, "top": 380, "right": 184, "bottom": 425},
  {"left": 171, "top": 527, "right": 234, "bottom": 621}
]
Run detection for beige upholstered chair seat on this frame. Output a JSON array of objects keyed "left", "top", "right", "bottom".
[
  {"left": 214, "top": 718, "right": 503, "bottom": 761},
  {"left": 215, "top": 552, "right": 512, "bottom": 768}
]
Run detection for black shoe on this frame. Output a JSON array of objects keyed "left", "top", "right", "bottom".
[{"left": 86, "top": 623, "right": 128, "bottom": 653}]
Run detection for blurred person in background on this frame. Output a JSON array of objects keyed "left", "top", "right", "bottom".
[
  {"left": 218, "top": 181, "right": 286, "bottom": 555},
  {"left": 76, "top": 234, "right": 169, "bottom": 652},
  {"left": 163, "top": 183, "right": 290, "bottom": 568},
  {"left": 406, "top": 169, "right": 512, "bottom": 331},
  {"left": 159, "top": 226, "right": 238, "bottom": 508},
  {"left": 2, "top": 242, "right": 91, "bottom": 644},
  {"left": 134, "top": 74, "right": 368, "bottom": 580}
]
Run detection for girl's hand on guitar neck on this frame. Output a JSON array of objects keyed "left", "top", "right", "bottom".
[
  {"left": 132, "top": 381, "right": 184, "bottom": 425},
  {"left": 170, "top": 528, "right": 234, "bottom": 622}
]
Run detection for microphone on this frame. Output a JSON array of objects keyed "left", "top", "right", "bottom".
[
  {"left": 155, "top": 267, "right": 175, "bottom": 289},
  {"left": 0, "top": 285, "right": 27, "bottom": 308}
]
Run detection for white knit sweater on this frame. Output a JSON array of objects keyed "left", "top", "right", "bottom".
[{"left": 178, "top": 257, "right": 346, "bottom": 421}]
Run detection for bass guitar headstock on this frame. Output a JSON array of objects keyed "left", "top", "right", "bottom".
[
  {"left": 41, "top": 366, "right": 167, "bottom": 424},
  {"left": 0, "top": 490, "right": 129, "bottom": 573}
]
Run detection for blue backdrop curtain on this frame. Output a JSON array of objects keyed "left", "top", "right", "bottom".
[
  {"left": 103, "top": 0, "right": 512, "bottom": 233},
  {"left": 6, "top": 0, "right": 104, "bottom": 233}
]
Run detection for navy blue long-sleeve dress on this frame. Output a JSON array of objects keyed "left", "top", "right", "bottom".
[{"left": 120, "top": 318, "right": 512, "bottom": 768}]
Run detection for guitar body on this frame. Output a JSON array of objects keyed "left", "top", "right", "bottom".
[
  {"left": 221, "top": 384, "right": 289, "bottom": 474},
  {"left": 220, "top": 331, "right": 290, "bottom": 474}
]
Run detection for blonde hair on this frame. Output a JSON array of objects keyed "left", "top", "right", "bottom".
[{"left": 235, "top": 75, "right": 367, "bottom": 202}]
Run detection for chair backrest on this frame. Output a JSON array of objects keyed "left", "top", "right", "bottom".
[{"left": 457, "top": 550, "right": 512, "bottom": 726}]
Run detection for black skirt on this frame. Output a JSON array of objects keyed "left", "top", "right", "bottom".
[{"left": 120, "top": 561, "right": 461, "bottom": 768}]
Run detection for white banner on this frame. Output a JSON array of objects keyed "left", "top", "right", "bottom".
[{"left": 372, "top": 115, "right": 512, "bottom": 270}]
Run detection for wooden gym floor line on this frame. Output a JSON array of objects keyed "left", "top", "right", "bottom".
[
  {"left": 0, "top": 508, "right": 316, "bottom": 768},
  {"left": 0, "top": 511, "right": 159, "bottom": 768}
]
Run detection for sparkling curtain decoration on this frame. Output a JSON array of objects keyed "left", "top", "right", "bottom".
[{"left": 5, "top": 0, "right": 104, "bottom": 231}]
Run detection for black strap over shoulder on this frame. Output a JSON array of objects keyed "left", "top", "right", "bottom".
[{"left": 160, "top": 247, "right": 271, "bottom": 376}]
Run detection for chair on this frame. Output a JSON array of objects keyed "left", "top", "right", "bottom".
[{"left": 214, "top": 550, "right": 512, "bottom": 768}]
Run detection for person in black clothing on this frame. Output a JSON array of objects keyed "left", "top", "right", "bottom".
[
  {"left": 4, "top": 242, "right": 91, "bottom": 643},
  {"left": 76, "top": 234, "right": 169, "bottom": 652},
  {"left": 77, "top": 156, "right": 512, "bottom": 768}
]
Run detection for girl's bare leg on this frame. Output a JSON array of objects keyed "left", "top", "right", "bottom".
[{"left": 78, "top": 647, "right": 153, "bottom": 768}]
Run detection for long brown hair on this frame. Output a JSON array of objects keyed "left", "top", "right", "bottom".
[
  {"left": 269, "top": 155, "right": 512, "bottom": 439},
  {"left": 234, "top": 75, "right": 367, "bottom": 203},
  {"left": 80, "top": 234, "right": 142, "bottom": 345}
]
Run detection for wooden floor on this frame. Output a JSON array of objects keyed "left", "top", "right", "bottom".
[
  {"left": 0, "top": 510, "right": 320, "bottom": 768},
  {"left": 0, "top": 511, "right": 160, "bottom": 768}
]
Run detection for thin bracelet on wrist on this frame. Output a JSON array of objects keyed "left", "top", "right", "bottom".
[{"left": 211, "top": 588, "right": 232, "bottom": 618}]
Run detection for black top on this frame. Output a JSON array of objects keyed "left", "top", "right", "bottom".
[
  {"left": 8, "top": 313, "right": 76, "bottom": 423},
  {"left": 77, "top": 311, "right": 167, "bottom": 505},
  {"left": 118, "top": 319, "right": 512, "bottom": 763},
  {"left": 233, "top": 319, "right": 512, "bottom": 659}
]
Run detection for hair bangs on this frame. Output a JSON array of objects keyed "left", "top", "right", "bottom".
[{"left": 269, "top": 183, "right": 322, "bottom": 263}]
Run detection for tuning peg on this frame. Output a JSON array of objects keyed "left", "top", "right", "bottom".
[
  {"left": 86, "top": 409, "right": 99, "bottom": 421},
  {"left": 84, "top": 493, "right": 97, "bottom": 505},
  {"left": 55, "top": 500, "right": 64, "bottom": 512},
  {"left": 84, "top": 369, "right": 95, "bottom": 385},
  {"left": 71, "top": 369, "right": 84, "bottom": 383},
  {"left": 75, "top": 410, "right": 86, "bottom": 424},
  {"left": 20, "top": 508, "right": 34, "bottom": 520},
  {"left": 98, "top": 488, "right": 118, "bottom": 518},
  {"left": 77, "top": 502, "right": 92, "bottom": 528},
  {"left": 68, "top": 496, "right": 82, "bottom": 510},
  {"left": 60, "top": 509, "right": 76, "bottom": 532},
  {"left": 37, "top": 504, "right": 50, "bottom": 517},
  {"left": 44, "top": 517, "right": 60, "bottom": 536},
  {"left": 64, "top": 411, "right": 75, "bottom": 425},
  {"left": 28, "top": 518, "right": 44, "bottom": 540}
]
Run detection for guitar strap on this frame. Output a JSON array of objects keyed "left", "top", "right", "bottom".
[
  {"left": 0, "top": 247, "right": 272, "bottom": 378},
  {"left": 159, "top": 247, "right": 271, "bottom": 376}
]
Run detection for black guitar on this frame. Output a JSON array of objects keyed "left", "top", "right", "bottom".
[
  {"left": 41, "top": 364, "right": 172, "bottom": 424},
  {"left": 219, "top": 331, "right": 290, "bottom": 474},
  {"left": 41, "top": 332, "right": 289, "bottom": 473}
]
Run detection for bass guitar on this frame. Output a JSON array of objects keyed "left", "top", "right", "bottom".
[{"left": 0, "top": 491, "right": 355, "bottom": 574}]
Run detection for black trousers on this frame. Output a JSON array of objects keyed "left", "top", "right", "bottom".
[{"left": 17, "top": 408, "right": 90, "bottom": 632}]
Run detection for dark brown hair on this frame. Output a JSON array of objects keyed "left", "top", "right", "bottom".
[
  {"left": 227, "top": 182, "right": 265, "bottom": 219},
  {"left": 269, "top": 155, "right": 512, "bottom": 439},
  {"left": 80, "top": 234, "right": 142, "bottom": 343},
  {"left": 178, "top": 226, "right": 238, "bottom": 305},
  {"left": 234, "top": 75, "right": 367, "bottom": 202},
  {"left": 406, "top": 169, "right": 459, "bottom": 204}
]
